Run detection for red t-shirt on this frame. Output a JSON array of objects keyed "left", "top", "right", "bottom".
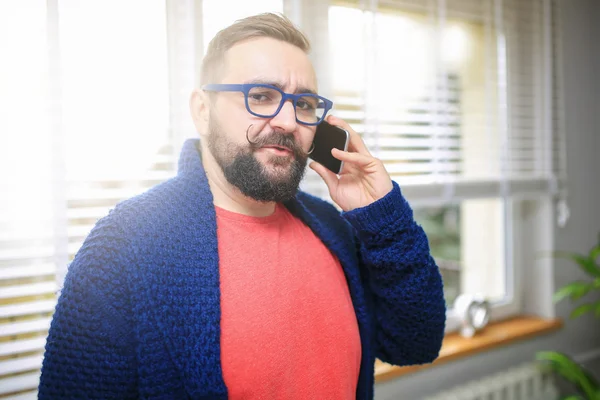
[{"left": 217, "top": 204, "right": 361, "bottom": 399}]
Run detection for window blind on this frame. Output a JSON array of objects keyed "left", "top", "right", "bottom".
[
  {"left": 58, "top": 0, "right": 173, "bottom": 273},
  {"left": 0, "top": 1, "right": 56, "bottom": 397},
  {"left": 1, "top": 0, "right": 173, "bottom": 396},
  {"left": 301, "top": 0, "right": 565, "bottom": 206},
  {"left": 0, "top": 1, "right": 291, "bottom": 396},
  {"left": 0, "top": 0, "right": 564, "bottom": 396}
]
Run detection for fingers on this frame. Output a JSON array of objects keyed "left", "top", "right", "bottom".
[
  {"left": 309, "top": 161, "right": 339, "bottom": 189},
  {"left": 331, "top": 147, "right": 375, "bottom": 168},
  {"left": 326, "top": 115, "right": 372, "bottom": 156}
]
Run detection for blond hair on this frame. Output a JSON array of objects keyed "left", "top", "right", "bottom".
[{"left": 200, "top": 13, "right": 310, "bottom": 86}]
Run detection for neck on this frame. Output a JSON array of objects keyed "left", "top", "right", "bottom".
[{"left": 200, "top": 144, "right": 277, "bottom": 218}]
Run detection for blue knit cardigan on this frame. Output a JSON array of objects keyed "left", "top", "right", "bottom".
[{"left": 39, "top": 139, "right": 446, "bottom": 399}]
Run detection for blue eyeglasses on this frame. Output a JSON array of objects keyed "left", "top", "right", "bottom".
[{"left": 202, "top": 83, "right": 333, "bottom": 126}]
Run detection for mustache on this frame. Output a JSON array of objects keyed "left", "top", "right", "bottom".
[{"left": 246, "top": 126, "right": 308, "bottom": 159}]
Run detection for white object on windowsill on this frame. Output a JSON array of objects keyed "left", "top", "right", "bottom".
[{"left": 453, "top": 293, "right": 491, "bottom": 338}]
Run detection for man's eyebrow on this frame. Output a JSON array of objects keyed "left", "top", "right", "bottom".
[{"left": 245, "top": 78, "right": 318, "bottom": 95}]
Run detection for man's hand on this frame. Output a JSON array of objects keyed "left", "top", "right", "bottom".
[{"left": 309, "top": 115, "right": 393, "bottom": 212}]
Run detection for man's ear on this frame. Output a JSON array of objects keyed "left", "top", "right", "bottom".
[{"left": 190, "top": 89, "right": 210, "bottom": 136}]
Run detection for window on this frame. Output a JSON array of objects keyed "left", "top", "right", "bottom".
[
  {"left": 59, "top": 0, "right": 172, "bottom": 281},
  {"left": 0, "top": 0, "right": 284, "bottom": 396},
  {"left": 1, "top": 1, "right": 60, "bottom": 396},
  {"left": 298, "top": 0, "right": 563, "bottom": 331},
  {"left": 0, "top": 0, "right": 563, "bottom": 395},
  {"left": 202, "top": 0, "right": 284, "bottom": 49}
]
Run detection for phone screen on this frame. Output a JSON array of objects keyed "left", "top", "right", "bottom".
[{"left": 309, "top": 121, "right": 349, "bottom": 174}]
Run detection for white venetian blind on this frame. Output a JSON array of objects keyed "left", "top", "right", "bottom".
[
  {"left": 0, "top": 0, "right": 565, "bottom": 396},
  {"left": 0, "top": 0, "right": 172, "bottom": 396},
  {"left": 59, "top": 0, "right": 172, "bottom": 270},
  {"left": 0, "top": 0, "right": 289, "bottom": 396},
  {"left": 302, "top": 0, "right": 565, "bottom": 205},
  {"left": 0, "top": 1, "right": 56, "bottom": 397}
]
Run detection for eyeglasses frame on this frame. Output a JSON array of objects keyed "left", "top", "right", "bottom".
[{"left": 201, "top": 83, "right": 333, "bottom": 126}]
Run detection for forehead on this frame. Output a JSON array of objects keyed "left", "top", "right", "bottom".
[{"left": 220, "top": 37, "right": 317, "bottom": 92}]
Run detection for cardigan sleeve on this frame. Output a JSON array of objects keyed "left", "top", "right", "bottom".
[
  {"left": 342, "top": 181, "right": 446, "bottom": 366},
  {"left": 38, "top": 216, "right": 138, "bottom": 399}
]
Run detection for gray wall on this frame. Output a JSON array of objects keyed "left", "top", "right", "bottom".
[{"left": 374, "top": 0, "right": 600, "bottom": 398}]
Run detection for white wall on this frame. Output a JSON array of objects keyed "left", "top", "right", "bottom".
[
  {"left": 551, "top": 0, "right": 600, "bottom": 362},
  {"left": 374, "top": 0, "right": 600, "bottom": 398}
]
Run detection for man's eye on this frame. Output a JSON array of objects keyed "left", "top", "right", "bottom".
[
  {"left": 297, "top": 99, "right": 316, "bottom": 110},
  {"left": 249, "top": 94, "right": 270, "bottom": 102}
]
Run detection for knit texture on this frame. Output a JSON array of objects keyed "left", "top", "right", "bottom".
[{"left": 38, "top": 138, "right": 446, "bottom": 399}]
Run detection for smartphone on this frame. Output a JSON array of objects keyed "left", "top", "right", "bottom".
[{"left": 309, "top": 120, "right": 350, "bottom": 175}]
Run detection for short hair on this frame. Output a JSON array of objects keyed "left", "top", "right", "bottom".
[{"left": 200, "top": 13, "right": 311, "bottom": 86}]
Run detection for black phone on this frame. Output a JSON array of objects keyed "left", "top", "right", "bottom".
[{"left": 309, "top": 120, "right": 350, "bottom": 175}]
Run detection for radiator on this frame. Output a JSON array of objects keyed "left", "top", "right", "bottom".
[{"left": 423, "top": 363, "right": 559, "bottom": 400}]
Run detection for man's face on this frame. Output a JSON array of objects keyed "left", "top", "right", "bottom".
[{"left": 202, "top": 37, "right": 318, "bottom": 202}]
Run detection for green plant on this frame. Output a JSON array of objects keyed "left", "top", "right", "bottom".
[
  {"left": 536, "top": 234, "right": 600, "bottom": 400},
  {"left": 537, "top": 351, "right": 600, "bottom": 400}
]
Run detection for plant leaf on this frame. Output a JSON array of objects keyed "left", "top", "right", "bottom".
[
  {"left": 559, "top": 396, "right": 584, "bottom": 400},
  {"left": 570, "top": 303, "right": 596, "bottom": 319},
  {"left": 589, "top": 232, "right": 600, "bottom": 260},
  {"left": 590, "top": 244, "right": 600, "bottom": 264},
  {"left": 572, "top": 254, "right": 600, "bottom": 278},
  {"left": 554, "top": 252, "right": 600, "bottom": 277},
  {"left": 536, "top": 351, "right": 599, "bottom": 399},
  {"left": 537, "top": 352, "right": 581, "bottom": 383},
  {"left": 570, "top": 301, "right": 600, "bottom": 320},
  {"left": 554, "top": 282, "right": 594, "bottom": 303}
]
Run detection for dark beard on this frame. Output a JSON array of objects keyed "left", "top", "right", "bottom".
[{"left": 206, "top": 116, "right": 308, "bottom": 202}]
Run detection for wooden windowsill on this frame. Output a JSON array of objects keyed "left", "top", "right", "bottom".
[{"left": 375, "top": 316, "right": 563, "bottom": 383}]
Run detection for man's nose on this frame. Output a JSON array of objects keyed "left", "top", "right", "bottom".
[{"left": 269, "top": 100, "right": 298, "bottom": 132}]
